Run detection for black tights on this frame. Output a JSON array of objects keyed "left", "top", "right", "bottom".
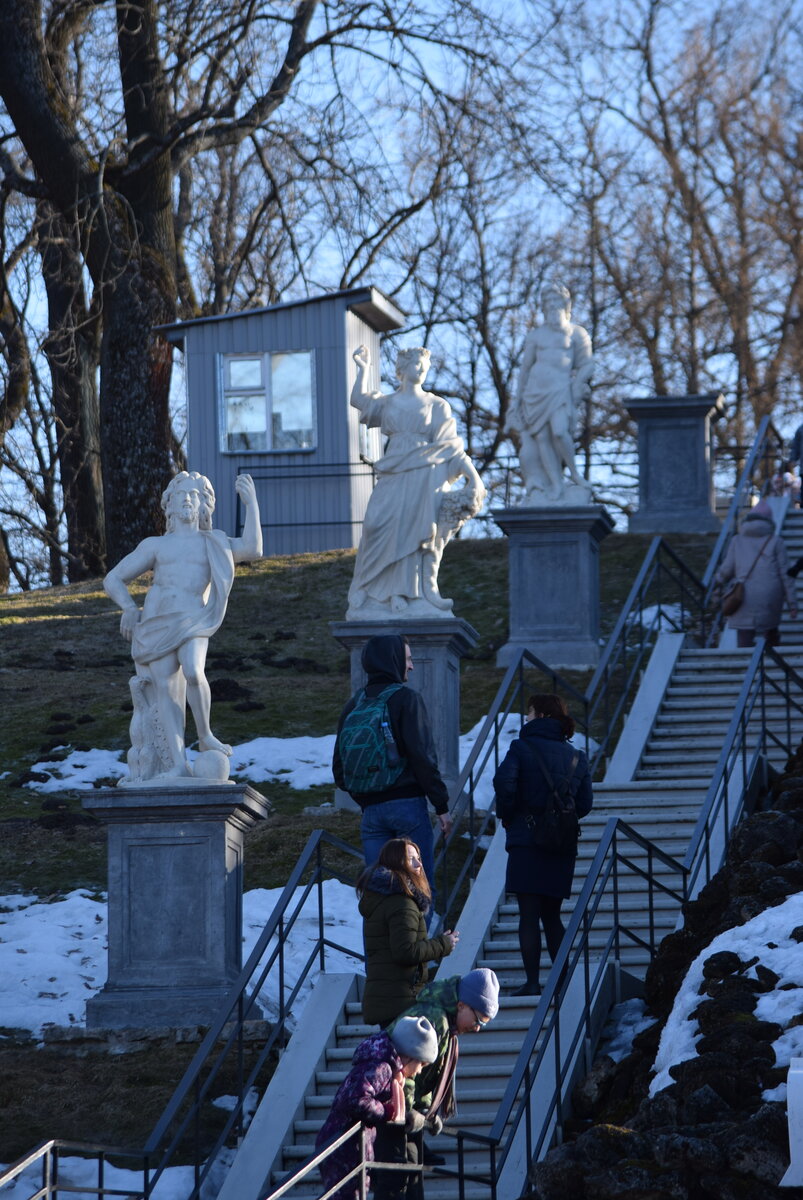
[{"left": 516, "top": 893, "right": 565, "bottom": 984}]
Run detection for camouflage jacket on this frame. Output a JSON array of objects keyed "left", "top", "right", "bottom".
[{"left": 387, "top": 975, "right": 460, "bottom": 1113}]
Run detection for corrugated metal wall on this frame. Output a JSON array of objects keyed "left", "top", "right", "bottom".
[{"left": 184, "top": 296, "right": 388, "bottom": 554}]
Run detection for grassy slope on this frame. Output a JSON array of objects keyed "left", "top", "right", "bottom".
[
  {"left": 0, "top": 531, "right": 716, "bottom": 1161},
  {"left": 0, "top": 533, "right": 715, "bottom": 894}
]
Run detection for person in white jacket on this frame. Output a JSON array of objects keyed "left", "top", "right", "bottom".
[{"left": 715, "top": 499, "right": 797, "bottom": 646}]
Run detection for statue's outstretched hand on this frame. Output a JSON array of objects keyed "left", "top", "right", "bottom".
[{"left": 353, "top": 344, "right": 370, "bottom": 369}]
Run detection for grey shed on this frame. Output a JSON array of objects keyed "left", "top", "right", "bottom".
[{"left": 159, "top": 286, "right": 405, "bottom": 554}]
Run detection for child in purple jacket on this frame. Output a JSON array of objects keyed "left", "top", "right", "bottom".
[{"left": 315, "top": 1015, "right": 437, "bottom": 1200}]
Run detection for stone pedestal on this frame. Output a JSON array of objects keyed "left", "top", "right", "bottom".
[
  {"left": 626, "top": 393, "right": 725, "bottom": 534},
  {"left": 330, "top": 618, "right": 479, "bottom": 806},
  {"left": 82, "top": 784, "right": 271, "bottom": 1029},
  {"left": 493, "top": 506, "right": 614, "bottom": 669}
]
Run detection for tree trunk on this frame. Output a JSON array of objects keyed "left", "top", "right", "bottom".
[
  {"left": 0, "top": 287, "right": 32, "bottom": 594},
  {"left": 0, "top": 1, "right": 177, "bottom": 565},
  {"left": 38, "top": 204, "right": 106, "bottom": 580},
  {"left": 99, "top": 259, "right": 176, "bottom": 558}
]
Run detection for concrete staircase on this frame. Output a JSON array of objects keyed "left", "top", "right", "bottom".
[
  {"left": 266, "top": 992, "right": 539, "bottom": 1200},
  {"left": 241, "top": 508, "right": 803, "bottom": 1200}
]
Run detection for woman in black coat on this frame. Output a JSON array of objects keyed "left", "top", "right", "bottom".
[{"left": 493, "top": 693, "right": 593, "bottom": 996}]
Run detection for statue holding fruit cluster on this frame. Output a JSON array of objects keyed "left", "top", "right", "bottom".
[
  {"left": 103, "top": 471, "right": 262, "bottom": 785},
  {"left": 347, "top": 344, "right": 486, "bottom": 619}
]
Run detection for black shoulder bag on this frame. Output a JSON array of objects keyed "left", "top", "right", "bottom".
[{"left": 520, "top": 741, "right": 580, "bottom": 855}]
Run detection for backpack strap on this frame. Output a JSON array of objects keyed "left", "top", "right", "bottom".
[{"left": 520, "top": 739, "right": 579, "bottom": 804}]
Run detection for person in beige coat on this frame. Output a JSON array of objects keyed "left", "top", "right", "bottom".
[{"left": 715, "top": 499, "right": 797, "bottom": 646}]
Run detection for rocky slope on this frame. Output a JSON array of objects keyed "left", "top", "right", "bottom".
[{"left": 527, "top": 748, "right": 803, "bottom": 1200}]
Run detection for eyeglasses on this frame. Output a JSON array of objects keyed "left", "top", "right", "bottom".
[{"left": 470, "top": 1006, "right": 489, "bottom": 1029}]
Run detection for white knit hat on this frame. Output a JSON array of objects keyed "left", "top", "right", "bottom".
[{"left": 390, "top": 1016, "right": 438, "bottom": 1063}]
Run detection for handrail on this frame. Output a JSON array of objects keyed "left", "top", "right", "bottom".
[
  {"left": 433, "top": 537, "right": 710, "bottom": 929},
  {"left": 434, "top": 415, "right": 781, "bottom": 928},
  {"left": 142, "top": 829, "right": 365, "bottom": 1198},
  {"left": 684, "top": 641, "right": 803, "bottom": 900},
  {"left": 486, "top": 816, "right": 689, "bottom": 1167},
  {"left": 0, "top": 1140, "right": 149, "bottom": 1200},
  {"left": 439, "top": 635, "right": 803, "bottom": 1193},
  {"left": 265, "top": 1117, "right": 426, "bottom": 1200}
]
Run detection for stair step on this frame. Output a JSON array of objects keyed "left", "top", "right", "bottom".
[{"left": 261, "top": 518, "right": 803, "bottom": 1200}]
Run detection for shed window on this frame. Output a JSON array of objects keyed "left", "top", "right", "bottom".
[{"left": 220, "top": 351, "right": 315, "bottom": 453}]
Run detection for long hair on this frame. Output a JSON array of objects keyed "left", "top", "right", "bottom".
[
  {"left": 527, "top": 693, "right": 575, "bottom": 740},
  {"left": 356, "top": 837, "right": 432, "bottom": 904}
]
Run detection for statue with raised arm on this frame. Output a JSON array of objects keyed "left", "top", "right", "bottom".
[
  {"left": 347, "top": 344, "right": 485, "bottom": 619},
  {"left": 104, "top": 472, "right": 262, "bottom": 786},
  {"left": 507, "top": 282, "right": 593, "bottom": 506}
]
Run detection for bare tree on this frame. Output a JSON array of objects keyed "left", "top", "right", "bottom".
[
  {"left": 546, "top": 0, "right": 803, "bottom": 454},
  {"left": 0, "top": 0, "right": 531, "bottom": 576}
]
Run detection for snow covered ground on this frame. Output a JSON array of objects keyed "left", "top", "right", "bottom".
[{"left": 3, "top": 720, "right": 800, "bottom": 1193}]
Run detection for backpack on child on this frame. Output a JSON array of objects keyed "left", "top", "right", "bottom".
[{"left": 337, "top": 684, "right": 407, "bottom": 795}]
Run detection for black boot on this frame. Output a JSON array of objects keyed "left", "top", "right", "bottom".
[{"left": 512, "top": 979, "right": 541, "bottom": 996}]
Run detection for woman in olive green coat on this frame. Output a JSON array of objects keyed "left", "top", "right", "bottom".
[{"left": 358, "top": 838, "right": 459, "bottom": 1027}]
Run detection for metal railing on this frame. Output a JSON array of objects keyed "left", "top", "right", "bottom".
[
  {"left": 432, "top": 535, "right": 710, "bottom": 930},
  {"left": 234, "top": 461, "right": 376, "bottom": 537},
  {"left": 442, "top": 816, "right": 691, "bottom": 1196},
  {"left": 487, "top": 435, "right": 785, "bottom": 514},
  {"left": 141, "top": 830, "right": 365, "bottom": 1199},
  {"left": 432, "top": 635, "right": 803, "bottom": 1196},
  {"left": 433, "top": 416, "right": 784, "bottom": 931},
  {"left": 266, "top": 1119, "right": 423, "bottom": 1200},
  {"left": 684, "top": 641, "right": 803, "bottom": 900},
  {"left": 0, "top": 1141, "right": 148, "bottom": 1200},
  {"left": 8, "top": 423, "right": 787, "bottom": 1199}
]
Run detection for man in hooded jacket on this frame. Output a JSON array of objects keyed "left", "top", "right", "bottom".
[{"left": 333, "top": 633, "right": 452, "bottom": 910}]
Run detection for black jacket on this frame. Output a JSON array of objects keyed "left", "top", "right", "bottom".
[
  {"left": 332, "top": 634, "right": 449, "bottom": 814},
  {"left": 493, "top": 717, "right": 593, "bottom": 897}
]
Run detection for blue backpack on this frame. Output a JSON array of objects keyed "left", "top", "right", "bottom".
[{"left": 338, "top": 684, "right": 407, "bottom": 794}]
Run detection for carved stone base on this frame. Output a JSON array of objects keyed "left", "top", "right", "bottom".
[
  {"left": 82, "top": 784, "right": 271, "bottom": 1030},
  {"left": 330, "top": 617, "right": 479, "bottom": 808},
  {"left": 493, "top": 505, "right": 614, "bottom": 669}
]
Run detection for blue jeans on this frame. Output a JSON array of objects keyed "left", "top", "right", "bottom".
[{"left": 360, "top": 796, "right": 437, "bottom": 925}]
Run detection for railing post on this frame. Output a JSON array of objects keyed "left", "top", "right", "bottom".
[
  {"left": 647, "top": 844, "right": 656, "bottom": 953},
  {"left": 279, "top": 913, "right": 286, "bottom": 1025},
  {"left": 317, "top": 842, "right": 326, "bottom": 972},
  {"left": 359, "top": 1126, "right": 368, "bottom": 1200},
  {"left": 458, "top": 1131, "right": 466, "bottom": 1200},
  {"left": 194, "top": 1077, "right": 202, "bottom": 1199},
  {"left": 237, "top": 989, "right": 245, "bottom": 1142}
]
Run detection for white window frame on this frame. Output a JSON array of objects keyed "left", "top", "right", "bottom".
[{"left": 218, "top": 350, "right": 317, "bottom": 454}]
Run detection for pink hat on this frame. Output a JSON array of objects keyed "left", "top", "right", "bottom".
[{"left": 751, "top": 499, "right": 772, "bottom": 519}]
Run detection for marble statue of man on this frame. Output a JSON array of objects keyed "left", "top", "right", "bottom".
[
  {"left": 507, "top": 282, "right": 593, "bottom": 505},
  {"left": 347, "top": 344, "right": 485, "bottom": 619},
  {"left": 104, "top": 472, "right": 262, "bottom": 785}
]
